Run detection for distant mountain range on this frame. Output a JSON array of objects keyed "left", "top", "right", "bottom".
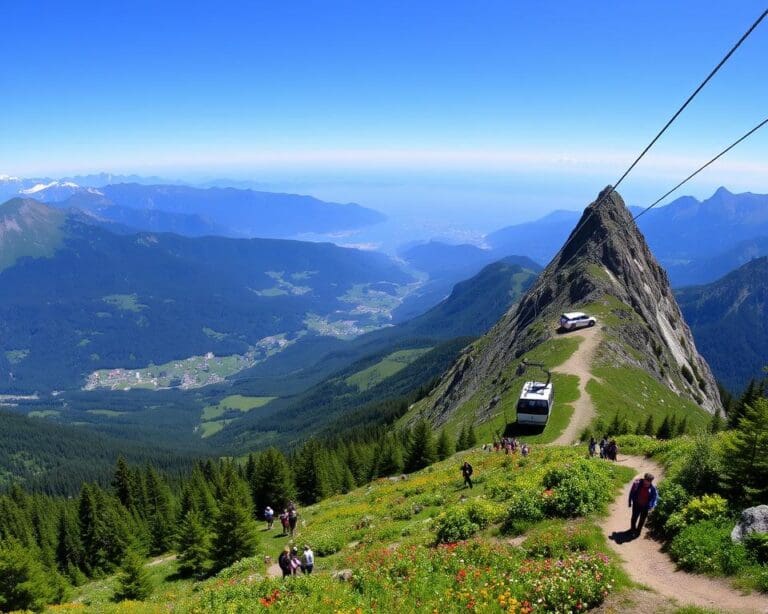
[
  {"left": 412, "top": 188, "right": 768, "bottom": 288},
  {"left": 677, "top": 257, "right": 768, "bottom": 392},
  {"left": 0, "top": 198, "right": 408, "bottom": 392},
  {"left": 0, "top": 177, "right": 386, "bottom": 239}
]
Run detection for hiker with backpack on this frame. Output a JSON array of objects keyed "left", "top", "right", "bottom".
[
  {"left": 628, "top": 472, "right": 658, "bottom": 536},
  {"left": 461, "top": 461, "right": 474, "bottom": 489},
  {"left": 279, "top": 509, "right": 289, "bottom": 535},
  {"left": 288, "top": 502, "right": 299, "bottom": 537},
  {"left": 588, "top": 437, "right": 597, "bottom": 457},
  {"left": 278, "top": 546, "right": 292, "bottom": 578},
  {"left": 264, "top": 505, "right": 274, "bottom": 530}
]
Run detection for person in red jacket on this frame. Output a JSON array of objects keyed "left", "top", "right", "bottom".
[{"left": 628, "top": 473, "right": 658, "bottom": 536}]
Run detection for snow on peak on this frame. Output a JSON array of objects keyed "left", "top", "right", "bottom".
[
  {"left": 0, "top": 174, "right": 21, "bottom": 182},
  {"left": 20, "top": 180, "right": 81, "bottom": 194}
]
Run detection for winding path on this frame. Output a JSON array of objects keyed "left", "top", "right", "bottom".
[
  {"left": 551, "top": 325, "right": 601, "bottom": 445},
  {"left": 549, "top": 324, "right": 768, "bottom": 612}
]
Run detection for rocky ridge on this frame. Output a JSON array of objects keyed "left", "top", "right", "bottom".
[{"left": 421, "top": 187, "right": 721, "bottom": 426}]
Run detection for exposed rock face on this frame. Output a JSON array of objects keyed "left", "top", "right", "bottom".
[
  {"left": 731, "top": 505, "right": 768, "bottom": 543},
  {"left": 422, "top": 187, "right": 721, "bottom": 425}
]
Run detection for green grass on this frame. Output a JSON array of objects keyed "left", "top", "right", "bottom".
[
  {"left": 345, "top": 348, "right": 432, "bottom": 391},
  {"left": 406, "top": 335, "right": 582, "bottom": 441},
  {"left": 85, "top": 409, "right": 125, "bottom": 417},
  {"left": 27, "top": 410, "right": 60, "bottom": 419},
  {"left": 199, "top": 419, "right": 234, "bottom": 438},
  {"left": 586, "top": 365, "right": 709, "bottom": 434},
  {"left": 201, "top": 395, "right": 276, "bottom": 421},
  {"left": 59, "top": 446, "right": 637, "bottom": 612}
]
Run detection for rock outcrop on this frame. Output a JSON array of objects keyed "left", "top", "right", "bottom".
[{"left": 732, "top": 505, "right": 768, "bottom": 543}]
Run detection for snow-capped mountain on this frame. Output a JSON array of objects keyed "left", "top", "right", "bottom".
[{"left": 18, "top": 181, "right": 102, "bottom": 202}]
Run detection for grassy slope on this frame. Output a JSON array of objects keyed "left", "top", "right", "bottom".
[
  {"left": 402, "top": 336, "right": 582, "bottom": 444},
  {"left": 57, "top": 446, "right": 635, "bottom": 612},
  {"left": 344, "top": 347, "right": 432, "bottom": 391}
]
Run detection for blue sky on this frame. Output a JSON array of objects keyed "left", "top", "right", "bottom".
[{"left": 1, "top": 1, "right": 766, "bottom": 228}]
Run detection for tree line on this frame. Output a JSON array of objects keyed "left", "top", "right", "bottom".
[{"left": 0, "top": 417, "right": 474, "bottom": 611}]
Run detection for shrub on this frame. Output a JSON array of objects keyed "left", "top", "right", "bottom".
[
  {"left": 542, "top": 458, "right": 613, "bottom": 517},
  {"left": 669, "top": 520, "right": 746, "bottom": 575},
  {"left": 674, "top": 435, "right": 722, "bottom": 497},
  {"left": 501, "top": 488, "right": 544, "bottom": 535},
  {"left": 666, "top": 494, "right": 730, "bottom": 535},
  {"left": 650, "top": 481, "right": 691, "bottom": 538},
  {"left": 391, "top": 505, "right": 412, "bottom": 521},
  {"left": 312, "top": 531, "right": 346, "bottom": 556},
  {"left": 433, "top": 507, "right": 479, "bottom": 543},
  {"left": 745, "top": 533, "right": 768, "bottom": 565},
  {"left": 522, "top": 521, "right": 597, "bottom": 559},
  {"left": 465, "top": 499, "right": 505, "bottom": 529}
]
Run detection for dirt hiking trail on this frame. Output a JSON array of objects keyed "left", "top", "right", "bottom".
[
  {"left": 551, "top": 325, "right": 601, "bottom": 445},
  {"left": 548, "top": 324, "right": 768, "bottom": 612},
  {"left": 602, "top": 455, "right": 768, "bottom": 613}
]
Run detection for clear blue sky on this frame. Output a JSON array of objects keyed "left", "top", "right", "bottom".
[{"left": 1, "top": 1, "right": 766, "bottom": 227}]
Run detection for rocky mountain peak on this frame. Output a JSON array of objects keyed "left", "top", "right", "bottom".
[{"left": 421, "top": 187, "right": 721, "bottom": 426}]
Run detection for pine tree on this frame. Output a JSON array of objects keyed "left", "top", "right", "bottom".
[
  {"left": 176, "top": 510, "right": 211, "bottom": 579},
  {"left": 609, "top": 413, "right": 622, "bottom": 436},
  {"left": 211, "top": 467, "right": 260, "bottom": 571},
  {"left": 374, "top": 436, "right": 404, "bottom": 477},
  {"left": 455, "top": 424, "right": 468, "bottom": 452},
  {"left": 676, "top": 416, "right": 689, "bottom": 437},
  {"left": 436, "top": 429, "right": 453, "bottom": 460},
  {"left": 404, "top": 420, "right": 437, "bottom": 473},
  {"left": 144, "top": 468, "right": 176, "bottom": 554},
  {"left": 56, "top": 507, "right": 85, "bottom": 581},
  {"left": 668, "top": 415, "right": 679, "bottom": 438},
  {"left": 466, "top": 423, "right": 478, "bottom": 448},
  {"left": 112, "top": 457, "right": 136, "bottom": 511},
  {"left": 721, "top": 398, "right": 768, "bottom": 505},
  {"left": 249, "top": 448, "right": 296, "bottom": 513},
  {"left": 0, "top": 538, "right": 55, "bottom": 613},
  {"left": 708, "top": 410, "right": 725, "bottom": 434},
  {"left": 656, "top": 416, "right": 672, "bottom": 440},
  {"left": 114, "top": 547, "right": 152, "bottom": 602},
  {"left": 643, "top": 415, "right": 656, "bottom": 436}
]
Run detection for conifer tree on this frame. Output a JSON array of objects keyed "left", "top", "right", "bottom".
[
  {"left": 643, "top": 415, "right": 655, "bottom": 436},
  {"left": 656, "top": 416, "right": 672, "bottom": 440},
  {"left": 668, "top": 415, "right": 679, "bottom": 438},
  {"left": 436, "top": 429, "right": 453, "bottom": 460},
  {"left": 249, "top": 448, "right": 296, "bottom": 512},
  {"left": 404, "top": 419, "right": 437, "bottom": 473},
  {"left": 708, "top": 410, "right": 724, "bottom": 434},
  {"left": 455, "top": 424, "right": 468, "bottom": 452},
  {"left": 466, "top": 423, "right": 478, "bottom": 448},
  {"left": 112, "top": 457, "right": 136, "bottom": 511},
  {"left": 374, "top": 436, "right": 404, "bottom": 477},
  {"left": 114, "top": 547, "right": 152, "bottom": 602},
  {"left": 211, "top": 466, "right": 260, "bottom": 571},
  {"left": 176, "top": 510, "right": 211, "bottom": 579},
  {"left": 676, "top": 416, "right": 689, "bottom": 437},
  {"left": 0, "top": 538, "right": 55, "bottom": 613},
  {"left": 56, "top": 508, "right": 85, "bottom": 581},
  {"left": 721, "top": 398, "right": 768, "bottom": 505},
  {"left": 144, "top": 468, "right": 176, "bottom": 554}
]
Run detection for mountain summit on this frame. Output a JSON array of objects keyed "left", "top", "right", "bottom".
[{"left": 420, "top": 187, "right": 721, "bottom": 428}]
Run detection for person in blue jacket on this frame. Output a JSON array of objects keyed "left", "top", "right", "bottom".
[{"left": 628, "top": 472, "right": 658, "bottom": 536}]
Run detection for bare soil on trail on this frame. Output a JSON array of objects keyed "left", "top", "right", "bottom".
[
  {"left": 601, "top": 455, "right": 768, "bottom": 613},
  {"left": 547, "top": 323, "right": 768, "bottom": 612},
  {"left": 551, "top": 325, "right": 602, "bottom": 445}
]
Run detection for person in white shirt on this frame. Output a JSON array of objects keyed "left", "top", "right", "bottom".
[{"left": 302, "top": 545, "right": 314, "bottom": 574}]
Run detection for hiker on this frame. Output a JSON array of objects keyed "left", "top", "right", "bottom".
[
  {"left": 302, "top": 544, "right": 314, "bottom": 574},
  {"left": 628, "top": 472, "right": 658, "bottom": 535},
  {"left": 264, "top": 505, "right": 274, "bottom": 530},
  {"left": 278, "top": 546, "right": 292, "bottom": 578},
  {"left": 461, "top": 461, "right": 473, "bottom": 489},
  {"left": 607, "top": 439, "right": 618, "bottom": 461},
  {"left": 279, "top": 509, "right": 289, "bottom": 535},
  {"left": 290, "top": 546, "right": 302, "bottom": 575},
  {"left": 588, "top": 437, "right": 597, "bottom": 457},
  {"left": 521, "top": 443, "right": 530, "bottom": 457},
  {"left": 599, "top": 437, "right": 607, "bottom": 459},
  {"left": 288, "top": 502, "right": 299, "bottom": 536}
]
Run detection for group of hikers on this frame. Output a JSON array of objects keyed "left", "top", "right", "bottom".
[
  {"left": 588, "top": 436, "right": 618, "bottom": 460},
  {"left": 277, "top": 545, "right": 315, "bottom": 577},
  {"left": 485, "top": 437, "right": 530, "bottom": 456},
  {"left": 263, "top": 502, "right": 300, "bottom": 537},
  {"left": 263, "top": 503, "right": 315, "bottom": 577}
]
